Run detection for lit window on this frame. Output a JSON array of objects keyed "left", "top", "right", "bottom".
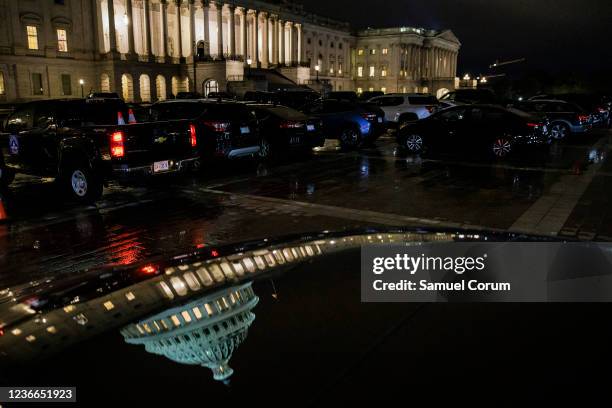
[
  {"left": 369, "top": 87, "right": 374, "bottom": 92},
  {"left": 358, "top": 49, "right": 364, "bottom": 56},
  {"left": 57, "top": 29, "right": 68, "bottom": 52},
  {"left": 181, "top": 310, "right": 192, "bottom": 323},
  {"left": 329, "top": 65, "right": 334, "bottom": 74},
  {"left": 103, "top": 301, "right": 114, "bottom": 311},
  {"left": 0, "top": 72, "right": 4, "bottom": 95},
  {"left": 46, "top": 326, "right": 57, "bottom": 334},
  {"left": 171, "top": 315, "right": 181, "bottom": 326},
  {"left": 192, "top": 307, "right": 203, "bottom": 319},
  {"left": 26, "top": 335, "right": 36, "bottom": 342},
  {"left": 63, "top": 305, "right": 76, "bottom": 313},
  {"left": 11, "top": 328, "right": 22, "bottom": 336},
  {"left": 382, "top": 48, "right": 388, "bottom": 55},
  {"left": 338, "top": 63, "right": 343, "bottom": 75},
  {"left": 381, "top": 67, "right": 387, "bottom": 77},
  {"left": 381, "top": 87, "right": 387, "bottom": 93},
  {"left": 204, "top": 303, "right": 214, "bottom": 316},
  {"left": 357, "top": 66, "right": 363, "bottom": 77},
  {"left": 26, "top": 26, "right": 39, "bottom": 50},
  {"left": 370, "top": 49, "right": 376, "bottom": 55},
  {"left": 369, "top": 66, "right": 375, "bottom": 77},
  {"left": 357, "top": 87, "right": 363, "bottom": 94},
  {"left": 125, "top": 292, "right": 136, "bottom": 301}
]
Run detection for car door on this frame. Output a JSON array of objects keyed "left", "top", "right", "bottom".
[
  {"left": 3, "top": 103, "right": 41, "bottom": 172},
  {"left": 432, "top": 107, "right": 469, "bottom": 150}
]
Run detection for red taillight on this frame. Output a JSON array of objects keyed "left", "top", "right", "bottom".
[
  {"left": 140, "top": 265, "right": 158, "bottom": 275},
  {"left": 279, "top": 121, "right": 303, "bottom": 129},
  {"left": 202, "top": 120, "right": 230, "bottom": 132},
  {"left": 110, "top": 131, "right": 125, "bottom": 158},
  {"left": 211, "top": 250, "right": 219, "bottom": 257},
  {"left": 527, "top": 122, "right": 541, "bottom": 128},
  {"left": 189, "top": 123, "right": 197, "bottom": 147}
]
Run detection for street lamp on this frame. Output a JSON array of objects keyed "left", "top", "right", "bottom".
[
  {"left": 79, "top": 79, "right": 85, "bottom": 97},
  {"left": 463, "top": 73, "right": 471, "bottom": 81},
  {"left": 246, "top": 58, "right": 252, "bottom": 78},
  {"left": 315, "top": 65, "right": 320, "bottom": 82}
]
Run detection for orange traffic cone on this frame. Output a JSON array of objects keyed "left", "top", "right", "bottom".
[{"left": 0, "top": 192, "right": 7, "bottom": 223}]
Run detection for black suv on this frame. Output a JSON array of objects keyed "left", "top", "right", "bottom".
[{"left": 150, "top": 100, "right": 262, "bottom": 161}]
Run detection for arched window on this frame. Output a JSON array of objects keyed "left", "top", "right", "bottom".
[
  {"left": 203, "top": 79, "right": 219, "bottom": 97},
  {"left": 139, "top": 74, "right": 151, "bottom": 102},
  {"left": 121, "top": 74, "right": 134, "bottom": 102},
  {"left": 156, "top": 75, "right": 167, "bottom": 101}
]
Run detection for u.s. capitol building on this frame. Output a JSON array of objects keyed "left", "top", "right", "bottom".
[{"left": 0, "top": 0, "right": 460, "bottom": 103}]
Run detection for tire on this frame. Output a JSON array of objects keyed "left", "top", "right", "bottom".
[
  {"left": 550, "top": 122, "right": 570, "bottom": 140},
  {"left": 339, "top": 126, "right": 361, "bottom": 149},
  {"left": 403, "top": 134, "right": 424, "bottom": 153},
  {"left": 258, "top": 138, "right": 272, "bottom": 160},
  {"left": 491, "top": 137, "right": 513, "bottom": 158},
  {"left": 62, "top": 163, "right": 103, "bottom": 204}
]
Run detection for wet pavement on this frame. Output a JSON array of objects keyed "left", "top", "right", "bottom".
[{"left": 1, "top": 129, "right": 611, "bottom": 286}]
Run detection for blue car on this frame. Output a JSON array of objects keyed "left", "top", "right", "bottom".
[{"left": 301, "top": 100, "right": 386, "bottom": 148}]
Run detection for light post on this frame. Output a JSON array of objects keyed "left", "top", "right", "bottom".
[
  {"left": 315, "top": 65, "right": 320, "bottom": 82},
  {"left": 79, "top": 79, "right": 85, "bottom": 97},
  {"left": 246, "top": 58, "right": 252, "bottom": 79}
]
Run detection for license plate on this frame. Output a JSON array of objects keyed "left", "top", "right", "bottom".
[
  {"left": 153, "top": 160, "right": 170, "bottom": 173},
  {"left": 377, "top": 117, "right": 383, "bottom": 123},
  {"left": 307, "top": 124, "right": 315, "bottom": 132},
  {"left": 240, "top": 127, "right": 250, "bottom": 134},
  {"left": 290, "top": 136, "right": 301, "bottom": 144}
]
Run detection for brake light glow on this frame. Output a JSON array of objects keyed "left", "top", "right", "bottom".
[
  {"left": 189, "top": 124, "right": 197, "bottom": 147},
  {"left": 203, "top": 120, "right": 230, "bottom": 132},
  {"left": 360, "top": 113, "right": 377, "bottom": 121},
  {"left": 527, "top": 123, "right": 541, "bottom": 128},
  {"left": 279, "top": 121, "right": 303, "bottom": 129},
  {"left": 110, "top": 131, "right": 125, "bottom": 158}
]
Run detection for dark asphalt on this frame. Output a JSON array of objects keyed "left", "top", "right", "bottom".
[{"left": 0, "top": 129, "right": 610, "bottom": 287}]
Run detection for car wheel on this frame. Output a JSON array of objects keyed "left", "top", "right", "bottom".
[
  {"left": 404, "top": 134, "right": 424, "bottom": 153},
  {"left": 258, "top": 138, "right": 272, "bottom": 160},
  {"left": 492, "top": 138, "right": 512, "bottom": 158},
  {"left": 340, "top": 127, "right": 361, "bottom": 149},
  {"left": 550, "top": 122, "right": 570, "bottom": 140},
  {"left": 63, "top": 164, "right": 103, "bottom": 204}
]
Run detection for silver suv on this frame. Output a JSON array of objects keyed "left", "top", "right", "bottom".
[{"left": 368, "top": 93, "right": 439, "bottom": 129}]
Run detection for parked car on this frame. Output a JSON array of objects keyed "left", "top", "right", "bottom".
[
  {"left": 326, "top": 91, "right": 359, "bottom": 102},
  {"left": 368, "top": 93, "right": 439, "bottom": 129},
  {"left": 149, "top": 99, "right": 262, "bottom": 160},
  {"left": 246, "top": 104, "right": 325, "bottom": 157},
  {"left": 530, "top": 94, "right": 610, "bottom": 128},
  {"left": 87, "top": 92, "right": 122, "bottom": 100},
  {"left": 206, "top": 92, "right": 236, "bottom": 100},
  {"left": 301, "top": 100, "right": 385, "bottom": 148},
  {"left": 176, "top": 92, "right": 202, "bottom": 100},
  {"left": 397, "top": 104, "right": 550, "bottom": 158},
  {"left": 512, "top": 99, "right": 592, "bottom": 139},
  {"left": 0, "top": 103, "right": 21, "bottom": 132},
  {"left": 243, "top": 91, "right": 277, "bottom": 103},
  {"left": 274, "top": 90, "right": 321, "bottom": 110},
  {"left": 439, "top": 89, "right": 500, "bottom": 106},
  {"left": 0, "top": 98, "right": 200, "bottom": 202},
  {"left": 358, "top": 91, "right": 384, "bottom": 101}
]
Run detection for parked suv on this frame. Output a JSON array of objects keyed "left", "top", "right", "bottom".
[
  {"left": 368, "top": 93, "right": 439, "bottom": 129},
  {"left": 301, "top": 100, "right": 385, "bottom": 148},
  {"left": 513, "top": 99, "right": 592, "bottom": 139},
  {"left": 149, "top": 100, "right": 261, "bottom": 160},
  {"left": 0, "top": 99, "right": 200, "bottom": 202}
]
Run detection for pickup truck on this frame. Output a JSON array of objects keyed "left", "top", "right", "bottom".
[{"left": 0, "top": 98, "right": 200, "bottom": 203}]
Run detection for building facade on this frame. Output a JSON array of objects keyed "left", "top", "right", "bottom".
[{"left": 0, "top": 0, "right": 461, "bottom": 103}]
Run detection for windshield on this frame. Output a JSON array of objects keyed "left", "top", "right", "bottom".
[{"left": 1, "top": 0, "right": 611, "bottom": 405}]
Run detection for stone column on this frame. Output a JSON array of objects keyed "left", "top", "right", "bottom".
[
  {"left": 161, "top": 0, "right": 170, "bottom": 58},
  {"left": 286, "top": 21, "right": 293, "bottom": 65},
  {"left": 228, "top": 5, "right": 236, "bottom": 57},
  {"left": 203, "top": 0, "right": 210, "bottom": 56},
  {"left": 215, "top": 2, "right": 223, "bottom": 57},
  {"left": 279, "top": 19, "right": 285, "bottom": 66},
  {"left": 107, "top": 0, "right": 118, "bottom": 54},
  {"left": 188, "top": 0, "right": 196, "bottom": 58},
  {"left": 240, "top": 8, "right": 247, "bottom": 57},
  {"left": 295, "top": 23, "right": 302, "bottom": 64},
  {"left": 252, "top": 10, "right": 259, "bottom": 66},
  {"left": 260, "top": 12, "right": 268, "bottom": 68},
  {"left": 144, "top": 0, "right": 153, "bottom": 60},
  {"left": 126, "top": 0, "right": 135, "bottom": 55},
  {"left": 175, "top": 0, "right": 183, "bottom": 58},
  {"left": 271, "top": 16, "right": 278, "bottom": 65}
]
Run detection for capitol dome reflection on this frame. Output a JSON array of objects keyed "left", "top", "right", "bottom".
[{"left": 121, "top": 283, "right": 258, "bottom": 383}]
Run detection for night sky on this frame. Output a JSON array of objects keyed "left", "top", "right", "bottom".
[{"left": 303, "top": 0, "right": 612, "bottom": 77}]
